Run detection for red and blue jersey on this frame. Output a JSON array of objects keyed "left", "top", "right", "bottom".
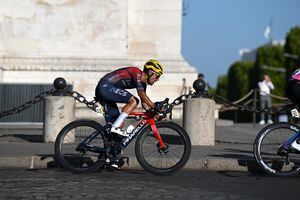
[{"left": 102, "top": 67, "right": 146, "bottom": 91}]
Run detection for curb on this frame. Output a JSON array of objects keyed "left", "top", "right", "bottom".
[
  {"left": 0, "top": 123, "right": 43, "bottom": 130},
  {"left": 0, "top": 155, "right": 261, "bottom": 172}
]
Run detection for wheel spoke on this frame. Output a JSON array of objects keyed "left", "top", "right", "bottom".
[
  {"left": 55, "top": 120, "right": 106, "bottom": 173},
  {"left": 136, "top": 122, "right": 191, "bottom": 175},
  {"left": 254, "top": 123, "right": 300, "bottom": 177}
]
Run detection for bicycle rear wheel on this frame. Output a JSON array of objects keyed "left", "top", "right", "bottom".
[
  {"left": 135, "top": 121, "right": 191, "bottom": 175},
  {"left": 54, "top": 120, "right": 107, "bottom": 173},
  {"left": 253, "top": 122, "right": 300, "bottom": 177}
]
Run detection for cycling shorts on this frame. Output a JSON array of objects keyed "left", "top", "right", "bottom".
[{"left": 95, "top": 80, "right": 133, "bottom": 123}]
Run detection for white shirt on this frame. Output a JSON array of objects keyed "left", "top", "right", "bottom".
[{"left": 258, "top": 80, "right": 274, "bottom": 96}]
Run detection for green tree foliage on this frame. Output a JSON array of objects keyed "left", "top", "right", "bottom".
[
  {"left": 227, "top": 61, "right": 254, "bottom": 101},
  {"left": 218, "top": 61, "right": 253, "bottom": 122},
  {"left": 216, "top": 27, "right": 300, "bottom": 122},
  {"left": 285, "top": 27, "right": 300, "bottom": 78},
  {"left": 216, "top": 75, "right": 228, "bottom": 98},
  {"left": 252, "top": 44, "right": 285, "bottom": 98}
]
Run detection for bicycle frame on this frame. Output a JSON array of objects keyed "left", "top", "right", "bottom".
[
  {"left": 79, "top": 111, "right": 166, "bottom": 155},
  {"left": 283, "top": 126, "right": 300, "bottom": 149},
  {"left": 121, "top": 112, "right": 166, "bottom": 149}
]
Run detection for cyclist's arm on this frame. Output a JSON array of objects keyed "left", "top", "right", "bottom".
[{"left": 138, "top": 90, "right": 155, "bottom": 110}]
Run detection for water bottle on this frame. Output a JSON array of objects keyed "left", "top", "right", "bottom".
[
  {"left": 126, "top": 125, "right": 135, "bottom": 134},
  {"left": 95, "top": 106, "right": 104, "bottom": 116}
]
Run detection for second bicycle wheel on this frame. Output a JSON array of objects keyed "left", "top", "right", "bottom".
[
  {"left": 254, "top": 122, "right": 300, "bottom": 177},
  {"left": 135, "top": 121, "right": 191, "bottom": 175},
  {"left": 54, "top": 120, "right": 107, "bottom": 173}
]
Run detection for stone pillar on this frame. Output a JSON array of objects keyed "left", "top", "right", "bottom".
[
  {"left": 183, "top": 98, "right": 215, "bottom": 146},
  {"left": 43, "top": 96, "right": 75, "bottom": 143}
]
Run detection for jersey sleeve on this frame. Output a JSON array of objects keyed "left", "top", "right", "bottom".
[{"left": 130, "top": 68, "right": 146, "bottom": 92}]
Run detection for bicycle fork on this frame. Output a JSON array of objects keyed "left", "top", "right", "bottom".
[{"left": 148, "top": 119, "right": 167, "bottom": 150}]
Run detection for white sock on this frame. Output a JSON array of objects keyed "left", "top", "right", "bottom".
[{"left": 112, "top": 112, "right": 128, "bottom": 128}]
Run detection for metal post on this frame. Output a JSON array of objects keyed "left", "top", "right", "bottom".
[
  {"left": 252, "top": 89, "right": 257, "bottom": 127},
  {"left": 234, "top": 110, "right": 238, "bottom": 123}
]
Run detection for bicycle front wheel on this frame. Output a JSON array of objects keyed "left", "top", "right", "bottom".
[
  {"left": 135, "top": 121, "right": 191, "bottom": 175},
  {"left": 253, "top": 122, "right": 300, "bottom": 177},
  {"left": 54, "top": 120, "right": 107, "bottom": 173}
]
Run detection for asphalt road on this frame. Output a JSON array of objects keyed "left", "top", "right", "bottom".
[{"left": 0, "top": 169, "right": 299, "bottom": 200}]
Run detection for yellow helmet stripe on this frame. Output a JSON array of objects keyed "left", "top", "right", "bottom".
[
  {"left": 146, "top": 65, "right": 162, "bottom": 75},
  {"left": 145, "top": 59, "right": 163, "bottom": 75}
]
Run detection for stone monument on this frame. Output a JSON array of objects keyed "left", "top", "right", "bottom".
[{"left": 0, "top": 0, "right": 196, "bottom": 119}]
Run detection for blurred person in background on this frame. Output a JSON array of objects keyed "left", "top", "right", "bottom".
[{"left": 258, "top": 74, "right": 274, "bottom": 125}]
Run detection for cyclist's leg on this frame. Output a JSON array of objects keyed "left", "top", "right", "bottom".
[
  {"left": 266, "top": 96, "right": 273, "bottom": 122},
  {"left": 96, "top": 81, "right": 138, "bottom": 135},
  {"left": 260, "top": 95, "right": 266, "bottom": 122},
  {"left": 102, "top": 101, "right": 120, "bottom": 125},
  {"left": 96, "top": 82, "right": 119, "bottom": 124}
]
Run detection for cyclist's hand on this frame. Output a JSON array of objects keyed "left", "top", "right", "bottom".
[
  {"left": 154, "top": 101, "right": 167, "bottom": 112},
  {"left": 153, "top": 98, "right": 169, "bottom": 121},
  {"left": 145, "top": 107, "right": 155, "bottom": 114},
  {"left": 144, "top": 102, "right": 163, "bottom": 114}
]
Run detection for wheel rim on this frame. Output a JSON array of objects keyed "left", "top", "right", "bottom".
[
  {"left": 257, "top": 126, "right": 300, "bottom": 174},
  {"left": 140, "top": 126, "right": 186, "bottom": 170},
  {"left": 59, "top": 125, "right": 105, "bottom": 170}
]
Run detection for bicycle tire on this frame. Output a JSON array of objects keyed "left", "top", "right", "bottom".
[
  {"left": 54, "top": 120, "right": 107, "bottom": 173},
  {"left": 135, "top": 121, "right": 191, "bottom": 175},
  {"left": 253, "top": 122, "right": 300, "bottom": 177}
]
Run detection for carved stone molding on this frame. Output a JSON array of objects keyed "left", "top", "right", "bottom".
[{"left": 0, "top": 57, "right": 195, "bottom": 73}]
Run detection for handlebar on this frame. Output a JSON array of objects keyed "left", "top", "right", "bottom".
[
  {"left": 144, "top": 92, "right": 195, "bottom": 121},
  {"left": 154, "top": 92, "right": 195, "bottom": 120}
]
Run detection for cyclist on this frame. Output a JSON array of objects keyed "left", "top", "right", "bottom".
[
  {"left": 95, "top": 59, "right": 163, "bottom": 137},
  {"left": 287, "top": 68, "right": 300, "bottom": 103},
  {"left": 287, "top": 68, "right": 300, "bottom": 151}
]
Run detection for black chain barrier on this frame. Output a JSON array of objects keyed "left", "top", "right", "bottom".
[
  {"left": 166, "top": 91, "right": 293, "bottom": 119},
  {"left": 0, "top": 88, "right": 56, "bottom": 119},
  {"left": 0, "top": 83, "right": 294, "bottom": 119},
  {"left": 66, "top": 90, "right": 99, "bottom": 111},
  {"left": 0, "top": 88, "right": 100, "bottom": 119},
  {"left": 204, "top": 93, "right": 293, "bottom": 115}
]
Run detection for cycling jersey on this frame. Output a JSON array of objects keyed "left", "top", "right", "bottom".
[
  {"left": 101, "top": 67, "right": 147, "bottom": 91},
  {"left": 95, "top": 67, "right": 146, "bottom": 124},
  {"left": 287, "top": 68, "right": 300, "bottom": 105}
]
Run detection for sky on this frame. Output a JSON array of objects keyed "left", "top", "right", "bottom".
[{"left": 182, "top": 0, "right": 300, "bottom": 87}]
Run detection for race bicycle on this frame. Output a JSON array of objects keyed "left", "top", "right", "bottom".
[
  {"left": 54, "top": 98, "right": 191, "bottom": 175},
  {"left": 253, "top": 107, "right": 300, "bottom": 177}
]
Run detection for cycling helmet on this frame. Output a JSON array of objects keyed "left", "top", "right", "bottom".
[
  {"left": 291, "top": 68, "right": 300, "bottom": 81},
  {"left": 143, "top": 59, "right": 164, "bottom": 76},
  {"left": 287, "top": 68, "right": 300, "bottom": 104}
]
